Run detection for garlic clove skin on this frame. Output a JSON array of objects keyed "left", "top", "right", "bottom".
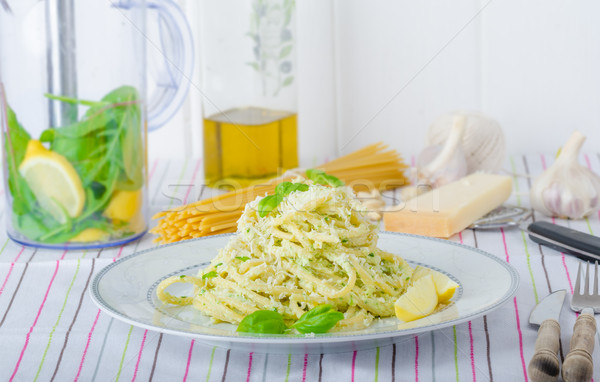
[
  {"left": 530, "top": 130, "right": 600, "bottom": 219},
  {"left": 427, "top": 111, "right": 506, "bottom": 173},
  {"left": 417, "top": 115, "right": 468, "bottom": 188}
]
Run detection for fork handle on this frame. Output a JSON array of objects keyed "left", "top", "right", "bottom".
[
  {"left": 562, "top": 312, "right": 596, "bottom": 382},
  {"left": 528, "top": 319, "right": 561, "bottom": 382}
]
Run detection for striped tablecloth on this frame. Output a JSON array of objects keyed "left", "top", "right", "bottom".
[{"left": 1, "top": 154, "right": 600, "bottom": 382}]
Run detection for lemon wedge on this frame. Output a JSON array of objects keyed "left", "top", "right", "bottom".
[
  {"left": 104, "top": 189, "right": 142, "bottom": 222},
  {"left": 70, "top": 228, "right": 109, "bottom": 243},
  {"left": 394, "top": 274, "right": 438, "bottom": 322},
  {"left": 410, "top": 265, "right": 459, "bottom": 303},
  {"left": 19, "top": 140, "right": 85, "bottom": 223}
]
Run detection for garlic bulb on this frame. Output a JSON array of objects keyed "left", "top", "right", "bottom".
[
  {"left": 530, "top": 130, "right": 600, "bottom": 219},
  {"left": 357, "top": 189, "right": 385, "bottom": 221},
  {"left": 427, "top": 111, "right": 506, "bottom": 173},
  {"left": 417, "top": 115, "right": 468, "bottom": 188}
]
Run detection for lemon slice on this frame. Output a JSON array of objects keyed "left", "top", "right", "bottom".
[
  {"left": 410, "top": 265, "right": 459, "bottom": 303},
  {"left": 394, "top": 274, "right": 438, "bottom": 322},
  {"left": 19, "top": 140, "right": 85, "bottom": 223},
  {"left": 104, "top": 189, "right": 142, "bottom": 222},
  {"left": 70, "top": 228, "right": 109, "bottom": 243}
]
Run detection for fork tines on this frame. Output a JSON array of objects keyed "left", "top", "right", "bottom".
[{"left": 572, "top": 261, "right": 600, "bottom": 313}]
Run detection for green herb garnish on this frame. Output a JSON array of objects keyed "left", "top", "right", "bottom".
[
  {"left": 4, "top": 86, "right": 144, "bottom": 243},
  {"left": 201, "top": 271, "right": 218, "bottom": 279},
  {"left": 237, "top": 310, "right": 287, "bottom": 334},
  {"left": 257, "top": 181, "right": 309, "bottom": 217},
  {"left": 291, "top": 304, "right": 344, "bottom": 334},
  {"left": 368, "top": 253, "right": 375, "bottom": 257},
  {"left": 235, "top": 256, "right": 250, "bottom": 262},
  {"left": 305, "top": 169, "right": 344, "bottom": 187}
]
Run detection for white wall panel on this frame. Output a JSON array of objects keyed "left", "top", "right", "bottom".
[
  {"left": 333, "top": 0, "right": 482, "bottom": 157},
  {"left": 481, "top": 0, "right": 600, "bottom": 153},
  {"left": 148, "top": 0, "right": 600, "bottom": 163}
]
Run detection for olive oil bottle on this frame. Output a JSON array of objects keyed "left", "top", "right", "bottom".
[{"left": 203, "top": 107, "right": 298, "bottom": 187}]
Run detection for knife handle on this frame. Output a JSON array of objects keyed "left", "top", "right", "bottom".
[
  {"left": 562, "top": 312, "right": 596, "bottom": 382},
  {"left": 527, "top": 222, "right": 600, "bottom": 262},
  {"left": 528, "top": 319, "right": 561, "bottom": 382}
]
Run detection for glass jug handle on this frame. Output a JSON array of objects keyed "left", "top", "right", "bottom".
[{"left": 145, "top": 0, "right": 194, "bottom": 131}]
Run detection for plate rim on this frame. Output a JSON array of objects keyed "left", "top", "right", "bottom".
[{"left": 89, "top": 231, "right": 520, "bottom": 344}]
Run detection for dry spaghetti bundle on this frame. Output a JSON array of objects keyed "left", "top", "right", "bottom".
[{"left": 150, "top": 142, "right": 408, "bottom": 244}]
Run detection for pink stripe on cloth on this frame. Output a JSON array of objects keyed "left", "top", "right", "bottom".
[
  {"left": 501, "top": 228, "right": 528, "bottom": 382},
  {"left": 149, "top": 159, "right": 159, "bottom": 181},
  {"left": 468, "top": 321, "right": 476, "bottom": 382},
  {"left": 302, "top": 353, "right": 308, "bottom": 382},
  {"left": 183, "top": 340, "right": 195, "bottom": 382},
  {"left": 131, "top": 330, "right": 148, "bottom": 382},
  {"left": 414, "top": 336, "right": 419, "bottom": 382},
  {"left": 10, "top": 260, "right": 60, "bottom": 382},
  {"left": 0, "top": 246, "right": 24, "bottom": 297},
  {"left": 74, "top": 309, "right": 101, "bottom": 382},
  {"left": 246, "top": 352, "right": 254, "bottom": 382},
  {"left": 112, "top": 246, "right": 125, "bottom": 263},
  {"left": 351, "top": 351, "right": 357, "bottom": 382}
]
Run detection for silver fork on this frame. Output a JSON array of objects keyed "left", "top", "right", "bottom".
[{"left": 562, "top": 261, "right": 598, "bottom": 382}]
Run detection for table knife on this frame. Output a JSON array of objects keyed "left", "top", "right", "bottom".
[{"left": 527, "top": 289, "right": 567, "bottom": 382}]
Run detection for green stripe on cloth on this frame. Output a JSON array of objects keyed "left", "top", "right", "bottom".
[
  {"left": 453, "top": 326, "right": 459, "bottom": 382},
  {"left": 511, "top": 156, "right": 539, "bottom": 304},
  {"left": 284, "top": 353, "right": 292, "bottom": 382},
  {"left": 34, "top": 254, "right": 84, "bottom": 381},
  {"left": 374, "top": 347, "right": 380, "bottom": 382},
  {"left": 115, "top": 325, "right": 134, "bottom": 381},
  {"left": 205, "top": 347, "right": 216, "bottom": 382}
]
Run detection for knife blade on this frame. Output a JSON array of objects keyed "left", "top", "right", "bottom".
[{"left": 527, "top": 289, "right": 567, "bottom": 382}]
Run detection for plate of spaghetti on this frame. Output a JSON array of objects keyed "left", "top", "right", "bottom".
[{"left": 90, "top": 178, "right": 519, "bottom": 354}]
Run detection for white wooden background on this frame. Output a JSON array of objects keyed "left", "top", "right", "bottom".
[{"left": 149, "top": 0, "right": 600, "bottom": 164}]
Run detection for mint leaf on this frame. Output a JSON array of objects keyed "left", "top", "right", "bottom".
[
  {"left": 237, "top": 310, "right": 287, "bottom": 334},
  {"left": 292, "top": 304, "right": 344, "bottom": 334}
]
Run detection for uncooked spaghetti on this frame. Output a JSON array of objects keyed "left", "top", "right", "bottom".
[{"left": 151, "top": 143, "right": 408, "bottom": 244}]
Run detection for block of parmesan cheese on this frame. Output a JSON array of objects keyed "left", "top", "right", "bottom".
[{"left": 384, "top": 173, "right": 512, "bottom": 238}]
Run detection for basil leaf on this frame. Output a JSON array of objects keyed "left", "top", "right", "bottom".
[
  {"left": 292, "top": 304, "right": 344, "bottom": 334},
  {"left": 257, "top": 194, "right": 283, "bottom": 217},
  {"left": 237, "top": 310, "right": 287, "bottom": 334},
  {"left": 201, "top": 271, "right": 218, "bottom": 279},
  {"left": 258, "top": 182, "right": 309, "bottom": 218},
  {"left": 275, "top": 181, "right": 309, "bottom": 196},
  {"left": 305, "top": 169, "right": 344, "bottom": 187}
]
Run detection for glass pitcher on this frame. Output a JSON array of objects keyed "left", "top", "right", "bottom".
[
  {"left": 200, "top": 0, "right": 298, "bottom": 188},
  {"left": 0, "top": 0, "right": 193, "bottom": 249}
]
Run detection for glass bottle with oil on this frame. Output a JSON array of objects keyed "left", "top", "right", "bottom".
[{"left": 200, "top": 0, "right": 298, "bottom": 187}]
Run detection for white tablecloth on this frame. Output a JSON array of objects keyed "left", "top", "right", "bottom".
[{"left": 1, "top": 154, "right": 600, "bottom": 381}]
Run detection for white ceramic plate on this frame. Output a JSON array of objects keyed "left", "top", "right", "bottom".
[{"left": 90, "top": 232, "right": 519, "bottom": 354}]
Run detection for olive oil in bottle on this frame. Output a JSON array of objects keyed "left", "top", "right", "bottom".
[{"left": 203, "top": 107, "right": 298, "bottom": 187}]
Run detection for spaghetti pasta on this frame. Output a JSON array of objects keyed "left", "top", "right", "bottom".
[
  {"left": 151, "top": 142, "right": 408, "bottom": 244},
  {"left": 156, "top": 180, "right": 413, "bottom": 331}
]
